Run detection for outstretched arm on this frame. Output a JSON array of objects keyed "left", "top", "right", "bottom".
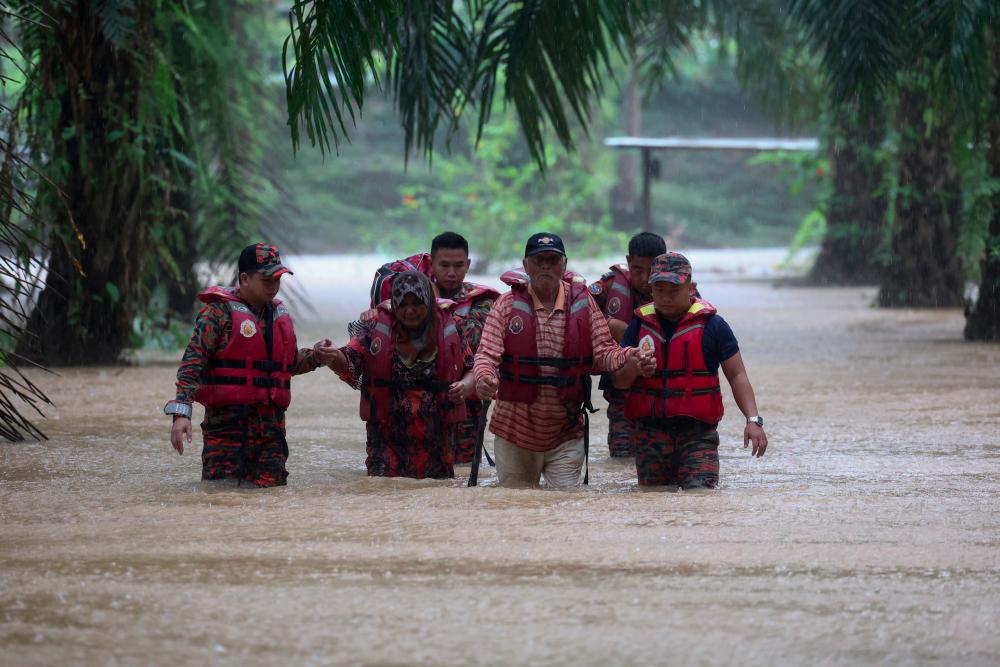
[{"left": 720, "top": 352, "right": 768, "bottom": 457}]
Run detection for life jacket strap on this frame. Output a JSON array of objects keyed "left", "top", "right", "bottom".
[
  {"left": 498, "top": 370, "right": 578, "bottom": 388},
  {"left": 371, "top": 377, "right": 452, "bottom": 392},
  {"left": 500, "top": 354, "right": 594, "bottom": 368},
  {"left": 206, "top": 359, "right": 293, "bottom": 373}
]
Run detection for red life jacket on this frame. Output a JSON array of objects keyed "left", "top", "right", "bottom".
[
  {"left": 601, "top": 264, "right": 638, "bottom": 325},
  {"left": 193, "top": 286, "right": 297, "bottom": 410},
  {"left": 360, "top": 302, "right": 467, "bottom": 424},
  {"left": 370, "top": 253, "right": 433, "bottom": 307},
  {"left": 497, "top": 282, "right": 595, "bottom": 404},
  {"left": 624, "top": 298, "right": 724, "bottom": 424}
]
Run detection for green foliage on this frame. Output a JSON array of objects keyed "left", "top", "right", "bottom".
[
  {"left": 749, "top": 149, "right": 830, "bottom": 258},
  {"left": 283, "top": 0, "right": 636, "bottom": 169},
  {"left": 954, "top": 124, "right": 999, "bottom": 283},
  {"left": 381, "top": 107, "right": 624, "bottom": 267}
]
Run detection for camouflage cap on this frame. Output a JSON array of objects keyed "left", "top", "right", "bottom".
[
  {"left": 238, "top": 243, "right": 293, "bottom": 277},
  {"left": 648, "top": 251, "right": 692, "bottom": 285}
]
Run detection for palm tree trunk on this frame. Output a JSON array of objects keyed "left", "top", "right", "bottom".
[
  {"left": 16, "top": 1, "right": 153, "bottom": 365},
  {"left": 610, "top": 59, "right": 641, "bottom": 227},
  {"left": 878, "top": 83, "right": 964, "bottom": 308},
  {"left": 964, "top": 37, "right": 1000, "bottom": 340},
  {"left": 808, "top": 103, "right": 887, "bottom": 285}
]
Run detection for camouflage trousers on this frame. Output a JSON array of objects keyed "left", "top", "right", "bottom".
[
  {"left": 604, "top": 390, "right": 635, "bottom": 458},
  {"left": 632, "top": 419, "right": 719, "bottom": 489},
  {"left": 454, "top": 399, "right": 484, "bottom": 464},
  {"left": 201, "top": 406, "right": 289, "bottom": 488}
]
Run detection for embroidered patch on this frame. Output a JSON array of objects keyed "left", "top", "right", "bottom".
[
  {"left": 370, "top": 337, "right": 383, "bottom": 355},
  {"left": 239, "top": 320, "right": 257, "bottom": 338},
  {"left": 589, "top": 282, "right": 603, "bottom": 295},
  {"left": 608, "top": 296, "right": 621, "bottom": 315},
  {"left": 639, "top": 334, "right": 655, "bottom": 355},
  {"left": 509, "top": 315, "right": 524, "bottom": 334}
]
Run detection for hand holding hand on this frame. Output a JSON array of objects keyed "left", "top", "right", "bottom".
[
  {"left": 313, "top": 338, "right": 339, "bottom": 366},
  {"left": 744, "top": 423, "right": 768, "bottom": 457},
  {"left": 448, "top": 380, "right": 468, "bottom": 403},
  {"left": 170, "top": 417, "right": 192, "bottom": 455},
  {"left": 635, "top": 348, "right": 656, "bottom": 377},
  {"left": 476, "top": 375, "right": 499, "bottom": 400}
]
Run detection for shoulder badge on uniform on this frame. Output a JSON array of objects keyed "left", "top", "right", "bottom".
[
  {"left": 230, "top": 302, "right": 251, "bottom": 314},
  {"left": 509, "top": 315, "right": 524, "bottom": 334},
  {"left": 589, "top": 282, "right": 603, "bottom": 295},
  {"left": 239, "top": 319, "right": 257, "bottom": 338},
  {"left": 370, "top": 337, "right": 382, "bottom": 355},
  {"left": 639, "top": 303, "right": 656, "bottom": 316},
  {"left": 608, "top": 297, "right": 621, "bottom": 315}
]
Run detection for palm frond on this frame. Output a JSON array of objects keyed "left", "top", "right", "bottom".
[
  {"left": 788, "top": 0, "right": 901, "bottom": 106},
  {"left": 283, "top": 0, "right": 636, "bottom": 168}
]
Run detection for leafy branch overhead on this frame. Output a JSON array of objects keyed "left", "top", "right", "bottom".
[{"left": 283, "top": 0, "right": 637, "bottom": 168}]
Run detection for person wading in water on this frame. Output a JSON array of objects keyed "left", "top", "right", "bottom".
[
  {"left": 330, "top": 271, "right": 475, "bottom": 479},
  {"left": 164, "top": 243, "right": 338, "bottom": 487}
]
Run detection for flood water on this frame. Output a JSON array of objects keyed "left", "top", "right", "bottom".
[{"left": 2, "top": 254, "right": 999, "bottom": 666}]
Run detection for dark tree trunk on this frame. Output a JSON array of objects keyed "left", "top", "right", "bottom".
[
  {"left": 808, "top": 103, "right": 887, "bottom": 285},
  {"left": 610, "top": 60, "right": 641, "bottom": 227},
  {"left": 964, "top": 38, "right": 1000, "bottom": 341},
  {"left": 16, "top": 2, "right": 154, "bottom": 365},
  {"left": 878, "top": 84, "right": 965, "bottom": 308}
]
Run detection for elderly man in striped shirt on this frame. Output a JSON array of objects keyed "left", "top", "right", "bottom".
[{"left": 474, "top": 232, "right": 654, "bottom": 488}]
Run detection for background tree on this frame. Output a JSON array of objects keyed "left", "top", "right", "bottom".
[
  {"left": 790, "top": 0, "right": 999, "bottom": 323},
  {"left": 8, "top": 0, "right": 286, "bottom": 365}
]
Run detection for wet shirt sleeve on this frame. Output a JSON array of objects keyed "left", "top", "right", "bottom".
[
  {"left": 457, "top": 295, "right": 494, "bottom": 353},
  {"left": 334, "top": 322, "right": 371, "bottom": 390},
  {"left": 473, "top": 293, "right": 511, "bottom": 384},
  {"left": 702, "top": 314, "right": 739, "bottom": 373},
  {"left": 589, "top": 294, "right": 629, "bottom": 372},
  {"left": 619, "top": 317, "right": 642, "bottom": 348},
  {"left": 175, "top": 304, "right": 228, "bottom": 404},
  {"left": 590, "top": 275, "right": 612, "bottom": 313},
  {"left": 287, "top": 321, "right": 321, "bottom": 376}
]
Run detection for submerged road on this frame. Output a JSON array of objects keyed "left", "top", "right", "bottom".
[{"left": 2, "top": 270, "right": 999, "bottom": 666}]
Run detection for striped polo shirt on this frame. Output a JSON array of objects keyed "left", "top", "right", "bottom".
[{"left": 473, "top": 282, "right": 629, "bottom": 452}]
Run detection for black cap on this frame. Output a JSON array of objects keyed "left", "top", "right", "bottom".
[
  {"left": 238, "top": 243, "right": 293, "bottom": 277},
  {"left": 524, "top": 232, "right": 566, "bottom": 258}
]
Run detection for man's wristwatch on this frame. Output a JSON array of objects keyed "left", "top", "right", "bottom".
[
  {"left": 164, "top": 401, "right": 192, "bottom": 420},
  {"left": 746, "top": 415, "right": 764, "bottom": 427}
]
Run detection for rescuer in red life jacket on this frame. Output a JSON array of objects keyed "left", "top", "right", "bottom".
[
  {"left": 588, "top": 231, "right": 667, "bottom": 458},
  {"left": 473, "top": 232, "right": 654, "bottom": 488},
  {"left": 613, "top": 252, "right": 768, "bottom": 490},
  {"left": 163, "top": 243, "right": 339, "bottom": 487},
  {"left": 328, "top": 271, "right": 475, "bottom": 479},
  {"left": 357, "top": 232, "right": 499, "bottom": 465}
]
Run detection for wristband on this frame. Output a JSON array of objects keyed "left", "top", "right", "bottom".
[{"left": 164, "top": 401, "right": 192, "bottom": 419}]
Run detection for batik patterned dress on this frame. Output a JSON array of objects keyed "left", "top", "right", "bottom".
[{"left": 336, "top": 323, "right": 474, "bottom": 479}]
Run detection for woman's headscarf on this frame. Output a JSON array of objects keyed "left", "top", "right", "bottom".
[{"left": 390, "top": 271, "right": 436, "bottom": 358}]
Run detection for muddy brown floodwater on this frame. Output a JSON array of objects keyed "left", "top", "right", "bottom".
[{"left": 2, "top": 274, "right": 999, "bottom": 666}]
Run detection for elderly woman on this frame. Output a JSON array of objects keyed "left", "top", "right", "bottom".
[{"left": 329, "top": 271, "right": 475, "bottom": 479}]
